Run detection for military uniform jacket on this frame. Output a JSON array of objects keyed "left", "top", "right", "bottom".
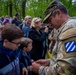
[{"left": 39, "top": 18, "right": 76, "bottom": 75}]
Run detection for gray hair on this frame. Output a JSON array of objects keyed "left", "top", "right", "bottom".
[{"left": 24, "top": 16, "right": 32, "bottom": 21}]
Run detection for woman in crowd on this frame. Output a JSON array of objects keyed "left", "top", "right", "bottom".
[{"left": 28, "top": 17, "right": 49, "bottom": 61}]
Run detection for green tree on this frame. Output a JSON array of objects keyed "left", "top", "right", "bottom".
[{"left": 0, "top": 0, "right": 76, "bottom": 20}]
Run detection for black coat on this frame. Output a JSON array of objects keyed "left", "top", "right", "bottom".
[{"left": 28, "top": 27, "right": 48, "bottom": 61}]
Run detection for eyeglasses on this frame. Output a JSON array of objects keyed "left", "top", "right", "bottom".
[{"left": 11, "top": 41, "right": 21, "bottom": 46}]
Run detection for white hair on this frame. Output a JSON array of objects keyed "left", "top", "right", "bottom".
[{"left": 24, "top": 16, "right": 32, "bottom": 21}]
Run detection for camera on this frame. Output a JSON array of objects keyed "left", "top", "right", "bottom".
[{"left": 40, "top": 25, "right": 53, "bottom": 33}]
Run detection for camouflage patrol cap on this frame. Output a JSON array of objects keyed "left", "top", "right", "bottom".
[{"left": 44, "top": 0, "right": 66, "bottom": 23}]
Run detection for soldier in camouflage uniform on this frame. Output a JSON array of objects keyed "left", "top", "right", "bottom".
[{"left": 31, "top": 0, "right": 76, "bottom": 75}]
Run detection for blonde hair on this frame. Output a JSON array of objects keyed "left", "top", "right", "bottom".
[
  {"left": 24, "top": 16, "right": 32, "bottom": 21},
  {"left": 30, "top": 17, "right": 42, "bottom": 28}
]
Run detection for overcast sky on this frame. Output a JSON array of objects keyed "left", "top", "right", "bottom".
[{"left": 73, "top": 0, "right": 76, "bottom": 1}]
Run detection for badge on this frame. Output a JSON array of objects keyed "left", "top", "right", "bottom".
[{"left": 65, "top": 41, "right": 76, "bottom": 53}]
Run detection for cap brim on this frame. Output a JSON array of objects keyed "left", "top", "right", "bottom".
[{"left": 43, "top": 13, "right": 51, "bottom": 23}]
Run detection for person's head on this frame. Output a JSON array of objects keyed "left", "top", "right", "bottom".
[
  {"left": 30, "top": 17, "right": 43, "bottom": 30},
  {"left": 24, "top": 16, "right": 32, "bottom": 26},
  {"left": 44, "top": 1, "right": 70, "bottom": 29},
  {"left": 2, "top": 24, "right": 23, "bottom": 50},
  {"left": 15, "top": 12, "right": 20, "bottom": 19},
  {"left": 19, "top": 38, "right": 33, "bottom": 53},
  {"left": 5, "top": 15, "right": 8, "bottom": 18},
  {"left": 1, "top": 16, "right": 4, "bottom": 22},
  {"left": 3, "top": 18, "right": 10, "bottom": 25}
]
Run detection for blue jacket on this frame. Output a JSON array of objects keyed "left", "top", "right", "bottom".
[
  {"left": 22, "top": 23, "right": 30, "bottom": 37},
  {"left": 0, "top": 41, "right": 20, "bottom": 75},
  {"left": 18, "top": 50, "right": 32, "bottom": 75}
]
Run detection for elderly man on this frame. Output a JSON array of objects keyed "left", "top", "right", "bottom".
[
  {"left": 21, "top": 16, "right": 32, "bottom": 37},
  {"left": 31, "top": 1, "right": 76, "bottom": 75}
]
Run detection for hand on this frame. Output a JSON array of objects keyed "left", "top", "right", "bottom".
[
  {"left": 35, "top": 59, "right": 50, "bottom": 66},
  {"left": 48, "top": 35, "right": 57, "bottom": 41},
  {"left": 48, "top": 35, "right": 52, "bottom": 40},
  {"left": 31, "top": 59, "right": 34, "bottom": 63},
  {"left": 44, "top": 26, "right": 49, "bottom": 33},
  {"left": 32, "top": 62, "right": 41, "bottom": 73},
  {"left": 52, "top": 37, "right": 57, "bottom": 41},
  {"left": 22, "top": 67, "right": 28, "bottom": 75},
  {"left": 27, "top": 65, "right": 32, "bottom": 71}
]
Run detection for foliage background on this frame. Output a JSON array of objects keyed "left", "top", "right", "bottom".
[{"left": 0, "top": 0, "right": 76, "bottom": 20}]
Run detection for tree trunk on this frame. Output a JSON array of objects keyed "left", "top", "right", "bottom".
[
  {"left": 22, "top": 0, "right": 27, "bottom": 19},
  {"left": 9, "top": 3, "right": 12, "bottom": 17},
  {"left": 6, "top": 3, "right": 9, "bottom": 15}
]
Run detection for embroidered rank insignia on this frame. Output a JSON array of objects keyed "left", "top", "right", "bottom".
[{"left": 65, "top": 41, "right": 76, "bottom": 53}]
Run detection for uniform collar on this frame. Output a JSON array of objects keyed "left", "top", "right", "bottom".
[{"left": 57, "top": 19, "right": 71, "bottom": 34}]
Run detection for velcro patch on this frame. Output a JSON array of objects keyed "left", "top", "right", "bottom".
[{"left": 65, "top": 41, "right": 76, "bottom": 53}]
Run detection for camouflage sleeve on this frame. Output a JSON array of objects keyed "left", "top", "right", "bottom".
[
  {"left": 39, "top": 65, "right": 58, "bottom": 75},
  {"left": 39, "top": 60, "right": 76, "bottom": 75}
]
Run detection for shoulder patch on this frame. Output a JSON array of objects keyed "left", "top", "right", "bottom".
[{"left": 65, "top": 41, "right": 76, "bottom": 53}]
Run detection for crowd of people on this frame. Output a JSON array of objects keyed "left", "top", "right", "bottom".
[{"left": 0, "top": 0, "right": 76, "bottom": 75}]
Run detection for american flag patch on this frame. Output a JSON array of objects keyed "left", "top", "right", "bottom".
[{"left": 65, "top": 41, "right": 76, "bottom": 53}]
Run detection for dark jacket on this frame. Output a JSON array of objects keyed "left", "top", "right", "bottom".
[
  {"left": 28, "top": 27, "right": 48, "bottom": 61},
  {"left": 11, "top": 18, "right": 21, "bottom": 26},
  {"left": 0, "top": 41, "right": 20, "bottom": 75},
  {"left": 18, "top": 50, "right": 32, "bottom": 75}
]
